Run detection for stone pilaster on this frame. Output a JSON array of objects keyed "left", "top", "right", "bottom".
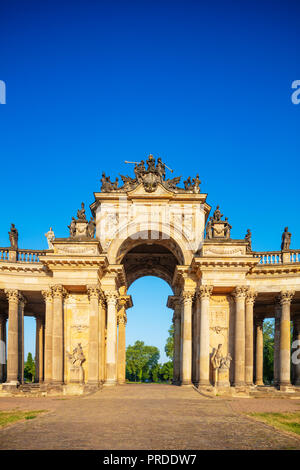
[
  {"left": 292, "top": 316, "right": 300, "bottom": 386},
  {"left": 42, "top": 289, "right": 53, "bottom": 384},
  {"left": 233, "top": 286, "right": 247, "bottom": 387},
  {"left": 104, "top": 291, "right": 118, "bottom": 386},
  {"left": 279, "top": 290, "right": 294, "bottom": 388},
  {"left": 4, "top": 289, "right": 20, "bottom": 385},
  {"left": 198, "top": 286, "right": 213, "bottom": 387},
  {"left": 0, "top": 315, "right": 7, "bottom": 383},
  {"left": 87, "top": 285, "right": 101, "bottom": 385},
  {"left": 172, "top": 298, "right": 181, "bottom": 385},
  {"left": 99, "top": 295, "right": 106, "bottom": 383},
  {"left": 254, "top": 317, "right": 264, "bottom": 386},
  {"left": 117, "top": 299, "right": 127, "bottom": 384},
  {"left": 181, "top": 291, "right": 194, "bottom": 386},
  {"left": 51, "top": 285, "right": 66, "bottom": 384},
  {"left": 245, "top": 289, "right": 257, "bottom": 386}
]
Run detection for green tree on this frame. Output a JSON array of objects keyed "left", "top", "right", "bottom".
[
  {"left": 263, "top": 320, "right": 274, "bottom": 384},
  {"left": 160, "top": 361, "right": 173, "bottom": 382},
  {"left": 165, "top": 323, "right": 174, "bottom": 360},
  {"left": 126, "top": 341, "right": 160, "bottom": 382},
  {"left": 24, "top": 352, "right": 35, "bottom": 383}
]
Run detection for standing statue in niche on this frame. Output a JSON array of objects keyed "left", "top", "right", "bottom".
[
  {"left": 8, "top": 224, "right": 18, "bottom": 250},
  {"left": 211, "top": 344, "right": 223, "bottom": 385},
  {"left": 281, "top": 227, "right": 292, "bottom": 250},
  {"left": 45, "top": 227, "right": 55, "bottom": 249},
  {"left": 67, "top": 343, "right": 86, "bottom": 384}
]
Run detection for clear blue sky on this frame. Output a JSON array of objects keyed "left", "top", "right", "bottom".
[{"left": 1, "top": 0, "right": 299, "bottom": 361}]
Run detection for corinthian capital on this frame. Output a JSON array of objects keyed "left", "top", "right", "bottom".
[
  {"left": 198, "top": 285, "right": 213, "bottom": 299},
  {"left": 233, "top": 286, "right": 248, "bottom": 299},
  {"left": 41, "top": 289, "right": 53, "bottom": 303},
  {"left": 5, "top": 289, "right": 19, "bottom": 303},
  {"left": 181, "top": 291, "right": 194, "bottom": 305},
  {"left": 279, "top": 290, "right": 295, "bottom": 305},
  {"left": 245, "top": 288, "right": 257, "bottom": 305},
  {"left": 105, "top": 291, "right": 118, "bottom": 305},
  {"left": 87, "top": 285, "right": 101, "bottom": 301},
  {"left": 51, "top": 284, "right": 67, "bottom": 299}
]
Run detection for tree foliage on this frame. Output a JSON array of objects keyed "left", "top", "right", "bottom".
[
  {"left": 164, "top": 323, "right": 174, "bottom": 360},
  {"left": 24, "top": 352, "right": 35, "bottom": 383},
  {"left": 263, "top": 320, "right": 274, "bottom": 384},
  {"left": 126, "top": 341, "right": 160, "bottom": 382}
]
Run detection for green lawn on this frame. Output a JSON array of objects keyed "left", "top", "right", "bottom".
[
  {"left": 249, "top": 412, "right": 300, "bottom": 436},
  {"left": 0, "top": 410, "right": 46, "bottom": 428}
]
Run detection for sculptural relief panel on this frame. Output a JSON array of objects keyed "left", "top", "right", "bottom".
[{"left": 64, "top": 294, "right": 89, "bottom": 383}]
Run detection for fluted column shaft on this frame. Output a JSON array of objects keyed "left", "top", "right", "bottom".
[
  {"left": 42, "top": 290, "right": 53, "bottom": 383},
  {"left": 87, "top": 286, "right": 100, "bottom": 384},
  {"left": 233, "top": 286, "right": 247, "bottom": 386},
  {"left": 245, "top": 290, "right": 256, "bottom": 385},
  {"left": 255, "top": 318, "right": 264, "bottom": 385},
  {"left": 5, "top": 290, "right": 20, "bottom": 384},
  {"left": 293, "top": 317, "right": 300, "bottom": 386},
  {"left": 105, "top": 292, "right": 118, "bottom": 385},
  {"left": 117, "top": 300, "right": 127, "bottom": 384},
  {"left": 181, "top": 292, "right": 194, "bottom": 386},
  {"left": 173, "top": 299, "right": 181, "bottom": 385},
  {"left": 52, "top": 285, "right": 65, "bottom": 384},
  {"left": 279, "top": 290, "right": 294, "bottom": 387},
  {"left": 198, "top": 286, "right": 213, "bottom": 386},
  {"left": 0, "top": 315, "right": 7, "bottom": 383}
]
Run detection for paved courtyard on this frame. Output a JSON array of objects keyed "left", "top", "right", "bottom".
[{"left": 0, "top": 384, "right": 300, "bottom": 450}]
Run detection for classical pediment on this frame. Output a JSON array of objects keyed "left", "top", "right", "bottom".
[{"left": 127, "top": 182, "right": 174, "bottom": 197}]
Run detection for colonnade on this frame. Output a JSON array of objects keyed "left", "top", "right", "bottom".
[
  {"left": 170, "top": 286, "right": 300, "bottom": 388},
  {"left": 0, "top": 285, "right": 299, "bottom": 389},
  {"left": 0, "top": 285, "right": 130, "bottom": 388}
]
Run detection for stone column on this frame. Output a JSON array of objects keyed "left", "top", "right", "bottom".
[
  {"left": 42, "top": 289, "right": 53, "bottom": 384},
  {"left": 35, "top": 316, "right": 44, "bottom": 383},
  {"left": 254, "top": 317, "right": 264, "bottom": 386},
  {"left": 233, "top": 286, "right": 247, "bottom": 387},
  {"left": 172, "top": 298, "right": 181, "bottom": 385},
  {"left": 198, "top": 286, "right": 213, "bottom": 387},
  {"left": 117, "top": 299, "right": 127, "bottom": 384},
  {"left": 51, "top": 285, "right": 66, "bottom": 384},
  {"left": 18, "top": 295, "right": 25, "bottom": 384},
  {"left": 293, "top": 317, "right": 300, "bottom": 386},
  {"left": 181, "top": 291, "right": 194, "bottom": 386},
  {"left": 0, "top": 315, "right": 7, "bottom": 383},
  {"left": 273, "top": 298, "right": 281, "bottom": 387},
  {"left": 245, "top": 289, "right": 257, "bottom": 386},
  {"left": 4, "top": 289, "right": 20, "bottom": 385},
  {"left": 87, "top": 286, "right": 100, "bottom": 385},
  {"left": 104, "top": 291, "right": 118, "bottom": 386},
  {"left": 279, "top": 290, "right": 294, "bottom": 388},
  {"left": 99, "top": 296, "right": 106, "bottom": 383}
]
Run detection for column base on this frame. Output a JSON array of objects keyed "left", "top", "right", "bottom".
[
  {"left": 279, "top": 383, "right": 295, "bottom": 392},
  {"left": 181, "top": 380, "right": 192, "bottom": 387},
  {"left": 255, "top": 380, "right": 264, "bottom": 386},
  {"left": 103, "top": 379, "right": 117, "bottom": 386},
  {"left": 2, "top": 381, "right": 19, "bottom": 391},
  {"left": 233, "top": 382, "right": 246, "bottom": 387}
]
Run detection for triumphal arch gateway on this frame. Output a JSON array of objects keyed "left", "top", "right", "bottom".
[{"left": 0, "top": 155, "right": 300, "bottom": 395}]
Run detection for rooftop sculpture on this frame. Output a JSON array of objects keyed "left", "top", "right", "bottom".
[
  {"left": 100, "top": 154, "right": 201, "bottom": 193},
  {"left": 205, "top": 206, "right": 232, "bottom": 240}
]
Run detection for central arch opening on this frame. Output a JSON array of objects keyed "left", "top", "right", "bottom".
[{"left": 118, "top": 238, "right": 182, "bottom": 384}]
